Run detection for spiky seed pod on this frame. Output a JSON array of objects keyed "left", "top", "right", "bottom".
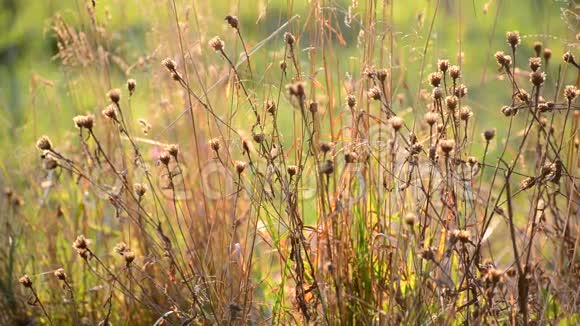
[
  {"left": 438, "top": 59, "right": 449, "bottom": 72},
  {"left": 454, "top": 84, "right": 468, "bottom": 98},
  {"left": 102, "top": 105, "right": 117, "bottom": 120},
  {"left": 377, "top": 69, "right": 388, "bottom": 82},
  {"left": 389, "top": 116, "right": 404, "bottom": 131},
  {"left": 36, "top": 135, "right": 52, "bottom": 151},
  {"left": 124, "top": 251, "right": 136, "bottom": 267},
  {"left": 209, "top": 36, "right": 225, "bottom": 52},
  {"left": 425, "top": 112, "right": 438, "bottom": 126},
  {"left": 506, "top": 31, "right": 520, "bottom": 49},
  {"left": 287, "top": 165, "right": 298, "bottom": 177},
  {"left": 367, "top": 86, "right": 381, "bottom": 100},
  {"left": 162, "top": 58, "right": 176, "bottom": 71},
  {"left": 440, "top": 139, "right": 455, "bottom": 155},
  {"left": 134, "top": 183, "right": 147, "bottom": 197},
  {"left": 54, "top": 268, "right": 67, "bottom": 281},
  {"left": 235, "top": 161, "right": 246, "bottom": 174},
  {"left": 19, "top": 275, "right": 32, "bottom": 288},
  {"left": 564, "top": 85, "right": 579, "bottom": 102},
  {"left": 346, "top": 95, "right": 357, "bottom": 108},
  {"left": 159, "top": 151, "right": 171, "bottom": 165},
  {"left": 225, "top": 15, "right": 239, "bottom": 29},
  {"left": 529, "top": 71, "right": 546, "bottom": 86},
  {"left": 166, "top": 144, "right": 179, "bottom": 158},
  {"left": 107, "top": 88, "right": 121, "bottom": 104},
  {"left": 533, "top": 42, "right": 542, "bottom": 57},
  {"left": 445, "top": 96, "right": 458, "bottom": 111},
  {"left": 266, "top": 100, "right": 276, "bottom": 115},
  {"left": 543, "top": 48, "right": 552, "bottom": 62},
  {"left": 428, "top": 72, "right": 442, "bottom": 87},
  {"left": 529, "top": 57, "right": 542, "bottom": 72},
  {"left": 127, "top": 79, "right": 136, "bottom": 95},
  {"left": 459, "top": 106, "right": 472, "bottom": 121},
  {"left": 73, "top": 235, "right": 88, "bottom": 250},
  {"left": 284, "top": 32, "right": 295, "bottom": 46},
  {"left": 209, "top": 138, "right": 221, "bottom": 152},
  {"left": 404, "top": 213, "right": 417, "bottom": 226},
  {"left": 449, "top": 65, "right": 461, "bottom": 80},
  {"left": 432, "top": 87, "right": 443, "bottom": 100}
]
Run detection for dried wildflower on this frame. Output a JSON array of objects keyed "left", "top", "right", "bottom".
[
  {"left": 432, "top": 87, "right": 443, "bottom": 101},
  {"left": 253, "top": 132, "right": 265, "bottom": 143},
  {"left": 425, "top": 112, "right": 438, "bottom": 126},
  {"left": 377, "top": 68, "right": 388, "bottom": 82},
  {"left": 529, "top": 70, "right": 546, "bottom": 86},
  {"left": 454, "top": 84, "right": 468, "bottom": 98},
  {"left": 344, "top": 152, "right": 358, "bottom": 163},
  {"left": 448, "top": 65, "right": 461, "bottom": 80},
  {"left": 420, "top": 247, "right": 436, "bottom": 261},
  {"left": 266, "top": 100, "right": 276, "bottom": 115},
  {"left": 495, "top": 51, "right": 509, "bottom": 67},
  {"left": 19, "top": 275, "right": 32, "bottom": 288},
  {"left": 520, "top": 177, "right": 536, "bottom": 190},
  {"left": 124, "top": 250, "right": 136, "bottom": 267},
  {"left": 209, "top": 36, "right": 225, "bottom": 52},
  {"left": 114, "top": 242, "right": 128, "bottom": 255},
  {"left": 36, "top": 135, "right": 52, "bottom": 151},
  {"left": 428, "top": 72, "right": 442, "bottom": 87},
  {"left": 287, "top": 165, "right": 298, "bottom": 177},
  {"left": 320, "top": 160, "right": 334, "bottom": 175},
  {"left": 235, "top": 160, "right": 246, "bottom": 174},
  {"left": 543, "top": 48, "right": 552, "bottom": 62},
  {"left": 107, "top": 88, "right": 121, "bottom": 104},
  {"left": 563, "top": 51, "right": 576, "bottom": 65},
  {"left": 43, "top": 155, "right": 58, "bottom": 170},
  {"left": 73, "top": 115, "right": 94, "bottom": 130},
  {"left": 516, "top": 90, "right": 530, "bottom": 103},
  {"left": 389, "top": 116, "right": 404, "bottom": 131},
  {"left": 530, "top": 43, "right": 543, "bottom": 59},
  {"left": 529, "top": 57, "right": 542, "bottom": 72},
  {"left": 363, "top": 66, "right": 376, "bottom": 79},
  {"left": 501, "top": 105, "right": 515, "bottom": 117},
  {"left": 209, "top": 138, "right": 221, "bottom": 152},
  {"left": 459, "top": 106, "right": 473, "bottom": 121},
  {"left": 159, "top": 151, "right": 171, "bottom": 165},
  {"left": 409, "top": 142, "right": 423, "bottom": 155},
  {"left": 288, "top": 81, "right": 305, "bottom": 97},
  {"left": 133, "top": 183, "right": 147, "bottom": 197},
  {"left": 367, "top": 86, "right": 381, "bottom": 100},
  {"left": 225, "top": 15, "right": 239, "bottom": 29},
  {"left": 127, "top": 79, "right": 136, "bottom": 95},
  {"left": 284, "top": 32, "right": 295, "bottom": 46},
  {"left": 445, "top": 96, "right": 458, "bottom": 111},
  {"left": 452, "top": 229, "right": 471, "bottom": 244},
  {"left": 166, "top": 144, "right": 179, "bottom": 158},
  {"left": 54, "top": 268, "right": 67, "bottom": 281},
  {"left": 486, "top": 268, "right": 503, "bottom": 285},
  {"left": 319, "top": 142, "right": 333, "bottom": 154},
  {"left": 73, "top": 235, "right": 88, "bottom": 250},
  {"left": 404, "top": 213, "right": 417, "bottom": 226},
  {"left": 506, "top": 31, "right": 520, "bottom": 49},
  {"left": 564, "top": 85, "right": 579, "bottom": 102},
  {"left": 346, "top": 95, "right": 357, "bottom": 108},
  {"left": 279, "top": 60, "right": 287, "bottom": 72},
  {"left": 438, "top": 59, "right": 449, "bottom": 72},
  {"left": 440, "top": 139, "right": 455, "bottom": 155},
  {"left": 467, "top": 156, "right": 478, "bottom": 167},
  {"left": 162, "top": 58, "right": 176, "bottom": 71},
  {"left": 308, "top": 101, "right": 318, "bottom": 113},
  {"left": 102, "top": 105, "right": 117, "bottom": 120}
]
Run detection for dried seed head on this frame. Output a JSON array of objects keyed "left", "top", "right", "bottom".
[
  {"left": 529, "top": 70, "right": 546, "bottom": 86},
  {"left": 520, "top": 177, "right": 536, "bottom": 190},
  {"left": 563, "top": 51, "right": 575, "bottom": 64},
  {"left": 279, "top": 60, "right": 287, "bottom": 72},
  {"left": 543, "top": 48, "right": 552, "bottom": 62},
  {"left": 320, "top": 160, "right": 334, "bottom": 175},
  {"left": 124, "top": 250, "right": 136, "bottom": 267},
  {"left": 209, "top": 36, "right": 225, "bottom": 52},
  {"left": 516, "top": 90, "right": 530, "bottom": 103},
  {"left": 438, "top": 59, "right": 449, "bottom": 72},
  {"left": 36, "top": 135, "right": 52, "bottom": 151},
  {"left": 209, "top": 138, "right": 221, "bottom": 152},
  {"left": 440, "top": 139, "right": 455, "bottom": 155},
  {"left": 483, "top": 128, "right": 496, "bottom": 141},
  {"left": 533, "top": 42, "right": 542, "bottom": 57},
  {"left": 501, "top": 105, "right": 516, "bottom": 117},
  {"left": 389, "top": 116, "right": 404, "bottom": 131},
  {"left": 266, "top": 100, "right": 277, "bottom": 115},
  {"left": 404, "top": 213, "right": 417, "bottom": 226},
  {"left": 420, "top": 247, "right": 436, "bottom": 261},
  {"left": 495, "top": 51, "right": 510, "bottom": 67},
  {"left": 287, "top": 165, "right": 298, "bottom": 176},
  {"left": 288, "top": 81, "right": 306, "bottom": 97},
  {"left": 377, "top": 68, "right": 388, "bottom": 82},
  {"left": 107, "top": 88, "right": 121, "bottom": 104},
  {"left": 253, "top": 132, "right": 265, "bottom": 143},
  {"left": 425, "top": 112, "right": 438, "bottom": 126},
  {"left": 308, "top": 101, "right": 318, "bottom": 113},
  {"left": 564, "top": 85, "right": 579, "bottom": 102},
  {"left": 454, "top": 84, "right": 468, "bottom": 98},
  {"left": 529, "top": 57, "right": 542, "bottom": 72},
  {"left": 43, "top": 155, "right": 58, "bottom": 170},
  {"left": 284, "top": 32, "right": 295, "bottom": 46},
  {"left": 486, "top": 268, "right": 503, "bottom": 284},
  {"left": 432, "top": 87, "right": 443, "bottom": 100},
  {"left": 506, "top": 31, "right": 520, "bottom": 49},
  {"left": 127, "top": 79, "right": 136, "bottom": 95},
  {"left": 452, "top": 229, "right": 471, "bottom": 243},
  {"left": 467, "top": 156, "right": 478, "bottom": 166},
  {"left": 114, "top": 242, "right": 128, "bottom": 255},
  {"left": 171, "top": 71, "right": 182, "bottom": 81},
  {"left": 459, "top": 106, "right": 472, "bottom": 121},
  {"left": 346, "top": 95, "right": 357, "bottom": 108},
  {"left": 319, "top": 141, "right": 333, "bottom": 154},
  {"left": 166, "top": 144, "right": 179, "bottom": 158},
  {"left": 344, "top": 151, "right": 358, "bottom": 163},
  {"left": 162, "top": 58, "right": 176, "bottom": 71},
  {"left": 54, "top": 268, "right": 67, "bottom": 281},
  {"left": 19, "top": 275, "right": 32, "bottom": 288},
  {"left": 225, "top": 15, "right": 239, "bottom": 29},
  {"left": 102, "top": 105, "right": 117, "bottom": 120},
  {"left": 538, "top": 102, "right": 552, "bottom": 113},
  {"left": 428, "top": 72, "right": 442, "bottom": 87},
  {"left": 159, "top": 151, "right": 171, "bottom": 165},
  {"left": 367, "top": 86, "right": 381, "bottom": 100},
  {"left": 363, "top": 66, "right": 376, "bottom": 79},
  {"left": 235, "top": 160, "right": 246, "bottom": 174},
  {"left": 133, "top": 183, "right": 147, "bottom": 197},
  {"left": 448, "top": 65, "right": 461, "bottom": 80},
  {"left": 445, "top": 96, "right": 458, "bottom": 111},
  {"left": 73, "top": 235, "right": 88, "bottom": 250}
]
